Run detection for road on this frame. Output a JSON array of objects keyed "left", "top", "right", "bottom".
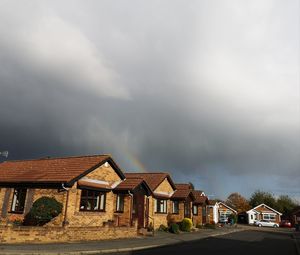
[{"left": 129, "top": 230, "right": 297, "bottom": 255}]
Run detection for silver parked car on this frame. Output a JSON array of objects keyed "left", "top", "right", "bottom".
[{"left": 254, "top": 219, "right": 279, "bottom": 228}]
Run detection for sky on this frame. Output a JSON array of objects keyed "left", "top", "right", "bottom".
[{"left": 0, "top": 0, "right": 299, "bottom": 201}]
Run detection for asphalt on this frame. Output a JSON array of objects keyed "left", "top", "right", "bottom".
[
  {"left": 293, "top": 231, "right": 300, "bottom": 255},
  {"left": 129, "top": 229, "right": 297, "bottom": 255},
  {"left": 0, "top": 226, "right": 242, "bottom": 255},
  {"left": 0, "top": 225, "right": 298, "bottom": 255}
]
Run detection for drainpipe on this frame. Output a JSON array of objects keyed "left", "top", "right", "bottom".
[
  {"left": 128, "top": 191, "right": 133, "bottom": 227},
  {"left": 62, "top": 183, "right": 70, "bottom": 227}
]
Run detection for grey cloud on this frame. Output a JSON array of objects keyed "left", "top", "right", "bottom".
[{"left": 0, "top": 0, "right": 299, "bottom": 200}]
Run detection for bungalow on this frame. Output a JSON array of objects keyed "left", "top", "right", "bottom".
[
  {"left": 0, "top": 155, "right": 136, "bottom": 227},
  {"left": 169, "top": 183, "right": 195, "bottom": 223},
  {"left": 124, "top": 173, "right": 177, "bottom": 229},
  {"left": 0, "top": 155, "right": 155, "bottom": 243},
  {"left": 247, "top": 204, "right": 282, "bottom": 224},
  {"left": 191, "top": 190, "right": 209, "bottom": 226},
  {"left": 208, "top": 201, "right": 237, "bottom": 224}
]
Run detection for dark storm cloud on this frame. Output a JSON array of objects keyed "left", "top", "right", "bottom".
[{"left": 0, "top": 0, "right": 299, "bottom": 200}]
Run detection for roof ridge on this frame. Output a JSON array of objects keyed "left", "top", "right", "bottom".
[{"left": 4, "top": 154, "right": 111, "bottom": 163}]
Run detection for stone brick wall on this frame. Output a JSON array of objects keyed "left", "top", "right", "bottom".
[
  {"left": 0, "top": 187, "right": 67, "bottom": 226},
  {"left": 154, "top": 178, "right": 174, "bottom": 194},
  {"left": 148, "top": 197, "right": 174, "bottom": 229},
  {"left": 168, "top": 201, "right": 184, "bottom": 223},
  {"left": 85, "top": 163, "right": 122, "bottom": 185},
  {"left": 0, "top": 225, "right": 137, "bottom": 244}
]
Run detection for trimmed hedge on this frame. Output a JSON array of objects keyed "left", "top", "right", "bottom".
[
  {"left": 180, "top": 218, "right": 193, "bottom": 232},
  {"left": 23, "top": 196, "right": 63, "bottom": 226},
  {"left": 169, "top": 223, "right": 180, "bottom": 234}
]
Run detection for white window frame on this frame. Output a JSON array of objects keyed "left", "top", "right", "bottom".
[{"left": 155, "top": 199, "right": 167, "bottom": 213}]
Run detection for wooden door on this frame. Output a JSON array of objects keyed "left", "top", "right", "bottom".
[{"left": 133, "top": 192, "right": 145, "bottom": 228}]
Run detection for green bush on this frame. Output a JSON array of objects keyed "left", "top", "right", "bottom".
[
  {"left": 180, "top": 218, "right": 193, "bottom": 232},
  {"left": 23, "top": 196, "right": 63, "bottom": 226},
  {"left": 169, "top": 223, "right": 180, "bottom": 234},
  {"left": 158, "top": 224, "right": 168, "bottom": 232},
  {"left": 228, "top": 214, "right": 237, "bottom": 224}
]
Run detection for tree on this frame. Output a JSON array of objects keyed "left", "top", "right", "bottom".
[
  {"left": 226, "top": 193, "right": 251, "bottom": 212},
  {"left": 249, "top": 190, "right": 277, "bottom": 209},
  {"left": 276, "top": 195, "right": 298, "bottom": 216},
  {"left": 188, "top": 182, "right": 195, "bottom": 190}
]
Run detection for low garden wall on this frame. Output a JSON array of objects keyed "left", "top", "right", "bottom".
[{"left": 0, "top": 225, "right": 137, "bottom": 244}]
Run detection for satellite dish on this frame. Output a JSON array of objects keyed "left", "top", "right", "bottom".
[{"left": 0, "top": 151, "right": 9, "bottom": 158}]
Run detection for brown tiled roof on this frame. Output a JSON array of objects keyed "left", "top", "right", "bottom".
[
  {"left": 175, "top": 183, "right": 192, "bottom": 190},
  {"left": 0, "top": 155, "right": 125, "bottom": 186},
  {"left": 192, "top": 190, "right": 208, "bottom": 204},
  {"left": 124, "top": 172, "right": 176, "bottom": 191},
  {"left": 115, "top": 178, "right": 144, "bottom": 191},
  {"left": 172, "top": 183, "right": 195, "bottom": 200}
]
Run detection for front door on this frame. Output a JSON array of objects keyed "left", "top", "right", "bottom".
[
  {"left": 184, "top": 201, "right": 191, "bottom": 218},
  {"left": 133, "top": 190, "right": 145, "bottom": 228},
  {"left": 202, "top": 206, "right": 207, "bottom": 224}
]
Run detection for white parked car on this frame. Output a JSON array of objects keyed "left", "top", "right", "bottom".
[{"left": 254, "top": 220, "right": 279, "bottom": 228}]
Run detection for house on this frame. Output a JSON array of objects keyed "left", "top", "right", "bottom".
[
  {"left": 246, "top": 204, "right": 282, "bottom": 224},
  {"left": 191, "top": 190, "right": 209, "bottom": 226},
  {"left": 124, "top": 172, "right": 177, "bottom": 229},
  {"left": 0, "top": 155, "right": 130, "bottom": 228},
  {"left": 291, "top": 207, "right": 300, "bottom": 226},
  {"left": 0, "top": 155, "right": 153, "bottom": 243},
  {"left": 208, "top": 200, "right": 237, "bottom": 224},
  {"left": 169, "top": 183, "right": 195, "bottom": 223}
]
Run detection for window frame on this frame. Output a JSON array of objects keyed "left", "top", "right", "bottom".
[
  {"left": 155, "top": 199, "right": 167, "bottom": 214},
  {"left": 262, "top": 213, "right": 276, "bottom": 221},
  {"left": 115, "top": 194, "right": 125, "bottom": 213},
  {"left": 10, "top": 188, "right": 27, "bottom": 214},
  {"left": 192, "top": 204, "right": 198, "bottom": 215},
  {"left": 172, "top": 200, "right": 179, "bottom": 214},
  {"left": 79, "top": 189, "right": 106, "bottom": 212}
]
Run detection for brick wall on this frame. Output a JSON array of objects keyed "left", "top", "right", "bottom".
[{"left": 0, "top": 225, "right": 137, "bottom": 244}]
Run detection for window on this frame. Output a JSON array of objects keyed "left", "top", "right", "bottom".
[
  {"left": 202, "top": 206, "right": 207, "bottom": 216},
  {"left": 263, "top": 214, "right": 276, "bottom": 221},
  {"left": 184, "top": 202, "right": 191, "bottom": 217},
  {"left": 156, "top": 199, "right": 167, "bottom": 213},
  {"left": 11, "top": 188, "right": 27, "bottom": 213},
  {"left": 193, "top": 205, "right": 198, "bottom": 215},
  {"left": 172, "top": 201, "right": 179, "bottom": 214},
  {"left": 116, "top": 194, "right": 125, "bottom": 212},
  {"left": 80, "top": 189, "right": 106, "bottom": 211}
]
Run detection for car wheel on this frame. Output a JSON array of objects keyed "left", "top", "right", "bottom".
[
  {"left": 258, "top": 224, "right": 262, "bottom": 227},
  {"left": 273, "top": 224, "right": 278, "bottom": 228}
]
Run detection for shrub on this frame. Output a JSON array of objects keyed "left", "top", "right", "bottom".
[
  {"left": 169, "top": 223, "right": 180, "bottom": 234},
  {"left": 180, "top": 218, "right": 193, "bottom": 232},
  {"left": 23, "top": 196, "right": 63, "bottom": 226},
  {"left": 228, "top": 214, "right": 238, "bottom": 225},
  {"left": 158, "top": 224, "right": 168, "bottom": 232}
]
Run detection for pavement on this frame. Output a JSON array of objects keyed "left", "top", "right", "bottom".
[{"left": 0, "top": 226, "right": 243, "bottom": 255}]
